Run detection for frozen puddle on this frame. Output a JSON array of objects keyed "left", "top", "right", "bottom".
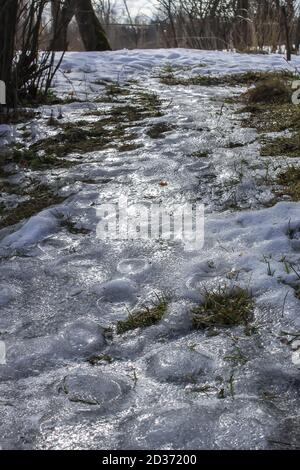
[{"left": 1, "top": 50, "right": 300, "bottom": 450}]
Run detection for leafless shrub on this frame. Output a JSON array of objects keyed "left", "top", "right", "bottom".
[{"left": 0, "top": 1, "right": 62, "bottom": 110}]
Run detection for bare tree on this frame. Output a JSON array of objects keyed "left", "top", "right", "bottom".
[
  {"left": 51, "top": 0, "right": 76, "bottom": 51},
  {"left": 0, "top": 1, "right": 61, "bottom": 110},
  {"left": 157, "top": 0, "right": 179, "bottom": 47},
  {"left": 50, "top": 0, "right": 111, "bottom": 51},
  {"left": 234, "top": 0, "right": 250, "bottom": 51},
  {"left": 281, "top": 0, "right": 294, "bottom": 60},
  {"left": 47, "top": 0, "right": 300, "bottom": 52},
  {"left": 0, "top": 0, "right": 18, "bottom": 103},
  {"left": 154, "top": 0, "right": 300, "bottom": 52},
  {"left": 122, "top": 0, "right": 139, "bottom": 47},
  {"left": 96, "top": 0, "right": 117, "bottom": 24},
  {"left": 75, "top": 0, "right": 111, "bottom": 50}
]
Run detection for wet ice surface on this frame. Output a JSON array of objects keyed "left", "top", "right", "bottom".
[{"left": 1, "top": 50, "right": 300, "bottom": 449}]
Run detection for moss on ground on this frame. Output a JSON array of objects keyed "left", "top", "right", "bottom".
[{"left": 192, "top": 286, "right": 253, "bottom": 330}]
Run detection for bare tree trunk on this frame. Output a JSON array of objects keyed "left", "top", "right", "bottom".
[
  {"left": 157, "top": 0, "right": 178, "bottom": 47},
  {"left": 282, "top": 5, "right": 292, "bottom": 60},
  {"left": 0, "top": 0, "right": 18, "bottom": 104},
  {"left": 123, "top": 0, "right": 139, "bottom": 48},
  {"left": 295, "top": 16, "right": 300, "bottom": 52},
  {"left": 1, "top": 1, "right": 60, "bottom": 110},
  {"left": 75, "top": 0, "right": 111, "bottom": 50},
  {"left": 235, "top": 0, "right": 250, "bottom": 51},
  {"left": 50, "top": 0, "right": 76, "bottom": 51}
]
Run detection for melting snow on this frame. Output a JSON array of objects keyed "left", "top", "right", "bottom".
[{"left": 0, "top": 49, "right": 300, "bottom": 450}]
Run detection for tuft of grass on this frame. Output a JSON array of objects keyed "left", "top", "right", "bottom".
[
  {"left": 225, "top": 141, "right": 247, "bottom": 149},
  {"left": 276, "top": 166, "right": 300, "bottom": 201},
  {"left": 294, "top": 286, "right": 300, "bottom": 299},
  {"left": 118, "top": 142, "right": 143, "bottom": 152},
  {"left": 10, "top": 147, "right": 73, "bottom": 170},
  {"left": 240, "top": 102, "right": 300, "bottom": 134},
  {"left": 238, "top": 76, "right": 299, "bottom": 136},
  {"left": 243, "top": 78, "right": 291, "bottom": 104},
  {"left": 0, "top": 109, "right": 37, "bottom": 125},
  {"left": 261, "top": 133, "right": 300, "bottom": 158},
  {"left": 105, "top": 82, "right": 130, "bottom": 98},
  {"left": 136, "top": 92, "right": 163, "bottom": 117},
  {"left": 224, "top": 347, "right": 248, "bottom": 365},
  {"left": 191, "top": 150, "right": 209, "bottom": 158},
  {"left": 147, "top": 122, "right": 173, "bottom": 139},
  {"left": 217, "top": 388, "right": 226, "bottom": 399},
  {"left": 21, "top": 89, "right": 64, "bottom": 107},
  {"left": 59, "top": 216, "right": 91, "bottom": 235},
  {"left": 87, "top": 353, "right": 113, "bottom": 365},
  {"left": 234, "top": 74, "right": 300, "bottom": 138},
  {"left": 159, "top": 70, "right": 295, "bottom": 87},
  {"left": 47, "top": 110, "right": 60, "bottom": 127},
  {"left": 117, "top": 294, "right": 169, "bottom": 334},
  {"left": 192, "top": 285, "right": 253, "bottom": 330}
]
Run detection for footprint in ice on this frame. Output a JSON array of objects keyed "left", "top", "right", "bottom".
[
  {"left": 62, "top": 372, "right": 130, "bottom": 406},
  {"left": 117, "top": 258, "right": 150, "bottom": 276},
  {"left": 186, "top": 272, "right": 215, "bottom": 290},
  {"left": 93, "top": 278, "right": 138, "bottom": 303},
  {"left": 0, "top": 283, "right": 21, "bottom": 307}
]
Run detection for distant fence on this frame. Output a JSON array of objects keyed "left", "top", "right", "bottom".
[
  {"left": 101, "top": 22, "right": 233, "bottom": 50},
  {"left": 65, "top": 17, "right": 300, "bottom": 53},
  {"left": 97, "top": 18, "right": 300, "bottom": 52}
]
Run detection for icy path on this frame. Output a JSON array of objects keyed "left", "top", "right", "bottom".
[{"left": 1, "top": 50, "right": 300, "bottom": 449}]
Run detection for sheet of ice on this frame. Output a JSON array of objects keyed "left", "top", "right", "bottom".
[
  {"left": 1, "top": 49, "right": 300, "bottom": 450},
  {"left": 0, "top": 209, "right": 59, "bottom": 250}
]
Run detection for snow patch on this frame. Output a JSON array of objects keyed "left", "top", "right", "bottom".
[{"left": 0, "top": 210, "right": 59, "bottom": 250}]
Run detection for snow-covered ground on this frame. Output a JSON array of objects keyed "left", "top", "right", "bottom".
[
  {"left": 53, "top": 48, "right": 300, "bottom": 100},
  {"left": 1, "top": 49, "right": 300, "bottom": 450}
]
